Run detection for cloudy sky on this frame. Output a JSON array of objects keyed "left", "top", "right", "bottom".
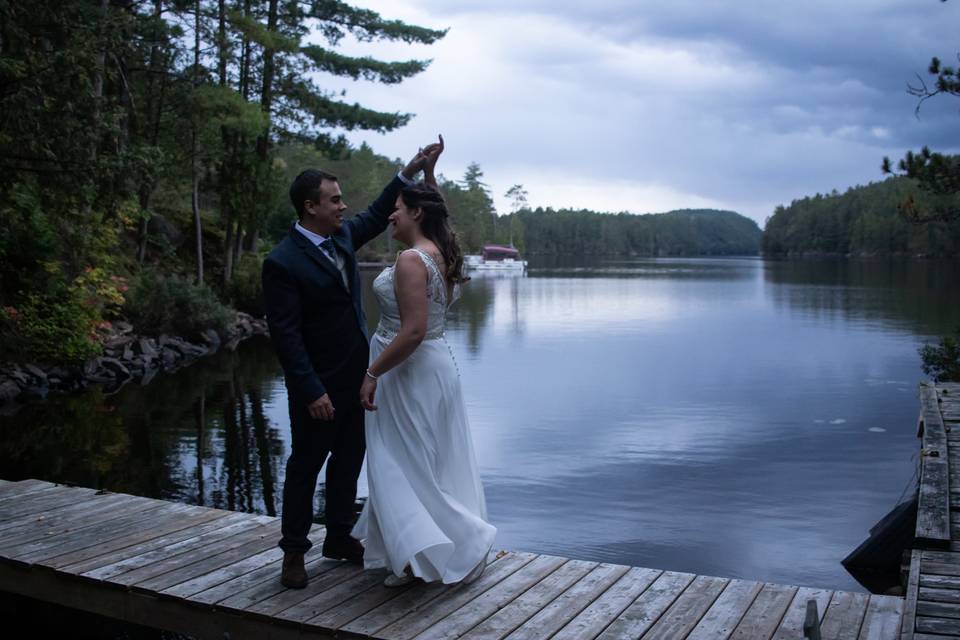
[{"left": 324, "top": 0, "right": 959, "bottom": 226}]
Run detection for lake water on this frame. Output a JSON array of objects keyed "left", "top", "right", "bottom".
[{"left": 2, "top": 257, "right": 958, "bottom": 593}]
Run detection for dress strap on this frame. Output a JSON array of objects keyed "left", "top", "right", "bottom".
[{"left": 406, "top": 248, "right": 447, "bottom": 306}]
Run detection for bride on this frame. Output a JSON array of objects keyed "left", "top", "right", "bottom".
[{"left": 353, "top": 137, "right": 496, "bottom": 586}]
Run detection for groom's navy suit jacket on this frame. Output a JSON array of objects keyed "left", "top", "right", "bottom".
[{"left": 262, "top": 176, "right": 404, "bottom": 405}]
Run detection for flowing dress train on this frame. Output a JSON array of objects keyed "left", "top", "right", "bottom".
[{"left": 352, "top": 248, "right": 496, "bottom": 583}]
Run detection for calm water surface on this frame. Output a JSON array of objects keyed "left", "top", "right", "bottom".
[{"left": 3, "top": 257, "right": 958, "bottom": 592}]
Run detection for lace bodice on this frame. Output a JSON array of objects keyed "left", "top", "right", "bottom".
[{"left": 373, "top": 248, "right": 457, "bottom": 341}]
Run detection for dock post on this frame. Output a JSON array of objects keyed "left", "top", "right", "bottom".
[{"left": 803, "top": 599, "right": 821, "bottom": 640}]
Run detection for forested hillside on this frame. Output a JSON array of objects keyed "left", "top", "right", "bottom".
[
  {"left": 515, "top": 208, "right": 761, "bottom": 256},
  {"left": 763, "top": 177, "right": 960, "bottom": 256}
]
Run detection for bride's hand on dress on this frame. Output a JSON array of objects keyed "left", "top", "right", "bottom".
[{"left": 360, "top": 376, "right": 378, "bottom": 411}]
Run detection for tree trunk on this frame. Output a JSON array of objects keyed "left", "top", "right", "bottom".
[
  {"left": 256, "top": 0, "right": 278, "bottom": 159},
  {"left": 218, "top": 0, "right": 227, "bottom": 86},
  {"left": 137, "top": 0, "right": 166, "bottom": 264},
  {"left": 192, "top": 0, "right": 204, "bottom": 283}
]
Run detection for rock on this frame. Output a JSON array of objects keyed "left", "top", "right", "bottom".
[
  {"left": 138, "top": 338, "right": 158, "bottom": 358},
  {"left": 104, "top": 335, "right": 135, "bottom": 350},
  {"left": 123, "top": 344, "right": 135, "bottom": 361},
  {"left": 47, "top": 366, "right": 73, "bottom": 380},
  {"left": 113, "top": 321, "right": 134, "bottom": 335},
  {"left": 161, "top": 348, "right": 179, "bottom": 367},
  {"left": 0, "top": 380, "right": 21, "bottom": 404},
  {"left": 201, "top": 329, "right": 221, "bottom": 350},
  {"left": 23, "top": 363, "right": 47, "bottom": 381},
  {"left": 8, "top": 367, "right": 29, "bottom": 385},
  {"left": 99, "top": 357, "right": 131, "bottom": 380},
  {"left": 140, "top": 368, "right": 158, "bottom": 385},
  {"left": 83, "top": 357, "right": 102, "bottom": 377}
]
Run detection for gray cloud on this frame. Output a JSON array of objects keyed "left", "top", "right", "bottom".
[{"left": 335, "top": 1, "right": 959, "bottom": 223}]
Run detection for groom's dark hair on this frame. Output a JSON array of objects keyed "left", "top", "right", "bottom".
[{"left": 290, "top": 169, "right": 339, "bottom": 219}]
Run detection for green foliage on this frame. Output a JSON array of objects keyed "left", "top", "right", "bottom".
[
  {"left": 514, "top": 208, "right": 762, "bottom": 256},
  {"left": 762, "top": 177, "right": 960, "bottom": 256},
  {"left": 125, "top": 270, "right": 232, "bottom": 339},
  {"left": 10, "top": 286, "right": 102, "bottom": 363},
  {"left": 920, "top": 331, "right": 960, "bottom": 382},
  {"left": 226, "top": 255, "right": 266, "bottom": 317},
  {"left": 881, "top": 1, "right": 959, "bottom": 223}
]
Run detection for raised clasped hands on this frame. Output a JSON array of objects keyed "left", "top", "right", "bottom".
[{"left": 401, "top": 135, "right": 445, "bottom": 183}]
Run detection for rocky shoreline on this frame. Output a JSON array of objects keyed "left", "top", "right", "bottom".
[{"left": 0, "top": 312, "right": 268, "bottom": 412}]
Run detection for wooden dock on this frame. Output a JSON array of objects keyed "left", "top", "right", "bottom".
[
  {"left": 902, "top": 382, "right": 960, "bottom": 639},
  {"left": 0, "top": 479, "right": 904, "bottom": 639}
]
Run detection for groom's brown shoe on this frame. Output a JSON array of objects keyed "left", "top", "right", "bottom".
[
  {"left": 281, "top": 552, "right": 308, "bottom": 589},
  {"left": 322, "top": 535, "right": 364, "bottom": 564}
]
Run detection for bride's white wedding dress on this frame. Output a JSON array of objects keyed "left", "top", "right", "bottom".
[{"left": 352, "top": 248, "right": 496, "bottom": 583}]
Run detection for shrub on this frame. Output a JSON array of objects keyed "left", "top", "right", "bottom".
[
  {"left": 226, "top": 254, "right": 265, "bottom": 317},
  {"left": 8, "top": 285, "right": 102, "bottom": 363},
  {"left": 921, "top": 330, "right": 960, "bottom": 383},
  {"left": 125, "top": 269, "right": 233, "bottom": 339}
]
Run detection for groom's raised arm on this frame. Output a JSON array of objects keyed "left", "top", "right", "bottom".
[
  {"left": 348, "top": 141, "right": 442, "bottom": 250},
  {"left": 347, "top": 175, "right": 406, "bottom": 251}
]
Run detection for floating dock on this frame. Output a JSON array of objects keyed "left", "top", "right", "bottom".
[
  {"left": 0, "top": 476, "right": 905, "bottom": 639},
  {"left": 902, "top": 382, "right": 960, "bottom": 639}
]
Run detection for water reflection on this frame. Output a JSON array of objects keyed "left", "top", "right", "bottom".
[
  {"left": 0, "top": 258, "right": 954, "bottom": 593},
  {"left": 765, "top": 258, "right": 960, "bottom": 336}
]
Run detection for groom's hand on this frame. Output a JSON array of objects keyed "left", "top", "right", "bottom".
[
  {"left": 308, "top": 394, "right": 335, "bottom": 421},
  {"left": 400, "top": 141, "right": 444, "bottom": 180}
]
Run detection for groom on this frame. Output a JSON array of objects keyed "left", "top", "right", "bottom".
[{"left": 262, "top": 144, "right": 436, "bottom": 589}]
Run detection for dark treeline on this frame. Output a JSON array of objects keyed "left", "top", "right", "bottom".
[
  {"left": 0, "top": 0, "right": 444, "bottom": 362},
  {"left": 763, "top": 176, "right": 960, "bottom": 257},
  {"left": 514, "top": 208, "right": 762, "bottom": 256}
]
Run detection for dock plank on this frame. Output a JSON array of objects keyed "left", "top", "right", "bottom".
[
  {"left": 61, "top": 509, "right": 237, "bottom": 576},
  {"left": 130, "top": 520, "right": 281, "bottom": 593},
  {"left": 686, "top": 579, "right": 763, "bottom": 640},
  {"left": 501, "top": 562, "right": 631, "bottom": 640},
  {"left": 104, "top": 516, "right": 275, "bottom": 586},
  {"left": 917, "top": 386, "right": 951, "bottom": 548},
  {"left": 4, "top": 500, "right": 186, "bottom": 565},
  {"left": 771, "top": 587, "right": 832, "bottom": 640},
  {"left": 641, "top": 574, "right": 729, "bottom": 640},
  {"left": 820, "top": 590, "right": 870, "bottom": 640},
  {"left": 341, "top": 552, "right": 520, "bottom": 638},
  {"left": 549, "top": 567, "right": 661, "bottom": 640},
  {"left": 408, "top": 554, "right": 568, "bottom": 640},
  {"left": 205, "top": 549, "right": 331, "bottom": 609},
  {"left": 730, "top": 582, "right": 797, "bottom": 640},
  {"left": 245, "top": 561, "right": 366, "bottom": 619},
  {"left": 594, "top": 571, "right": 695, "bottom": 640},
  {"left": 857, "top": 595, "right": 903, "bottom": 640},
  {"left": 916, "top": 600, "right": 960, "bottom": 620},
  {"left": 457, "top": 559, "right": 597, "bottom": 640}
]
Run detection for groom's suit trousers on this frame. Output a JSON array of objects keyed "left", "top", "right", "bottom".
[{"left": 280, "top": 389, "right": 365, "bottom": 553}]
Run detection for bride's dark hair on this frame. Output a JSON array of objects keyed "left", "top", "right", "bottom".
[{"left": 401, "top": 183, "right": 468, "bottom": 284}]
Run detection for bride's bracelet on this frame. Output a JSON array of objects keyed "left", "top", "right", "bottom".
[{"left": 365, "top": 369, "right": 379, "bottom": 381}]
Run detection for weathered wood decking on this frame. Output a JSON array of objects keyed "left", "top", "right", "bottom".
[
  {"left": 0, "top": 479, "right": 903, "bottom": 639},
  {"left": 902, "top": 382, "right": 960, "bottom": 639}
]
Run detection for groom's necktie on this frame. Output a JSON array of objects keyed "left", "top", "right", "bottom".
[
  {"left": 319, "top": 238, "right": 349, "bottom": 291},
  {"left": 319, "top": 238, "right": 337, "bottom": 263}
]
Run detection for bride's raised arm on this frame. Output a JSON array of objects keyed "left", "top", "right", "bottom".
[{"left": 423, "top": 134, "right": 444, "bottom": 191}]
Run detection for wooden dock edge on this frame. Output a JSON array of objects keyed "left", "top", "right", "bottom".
[
  {"left": 0, "top": 561, "right": 329, "bottom": 640},
  {"left": 915, "top": 385, "right": 951, "bottom": 548}
]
